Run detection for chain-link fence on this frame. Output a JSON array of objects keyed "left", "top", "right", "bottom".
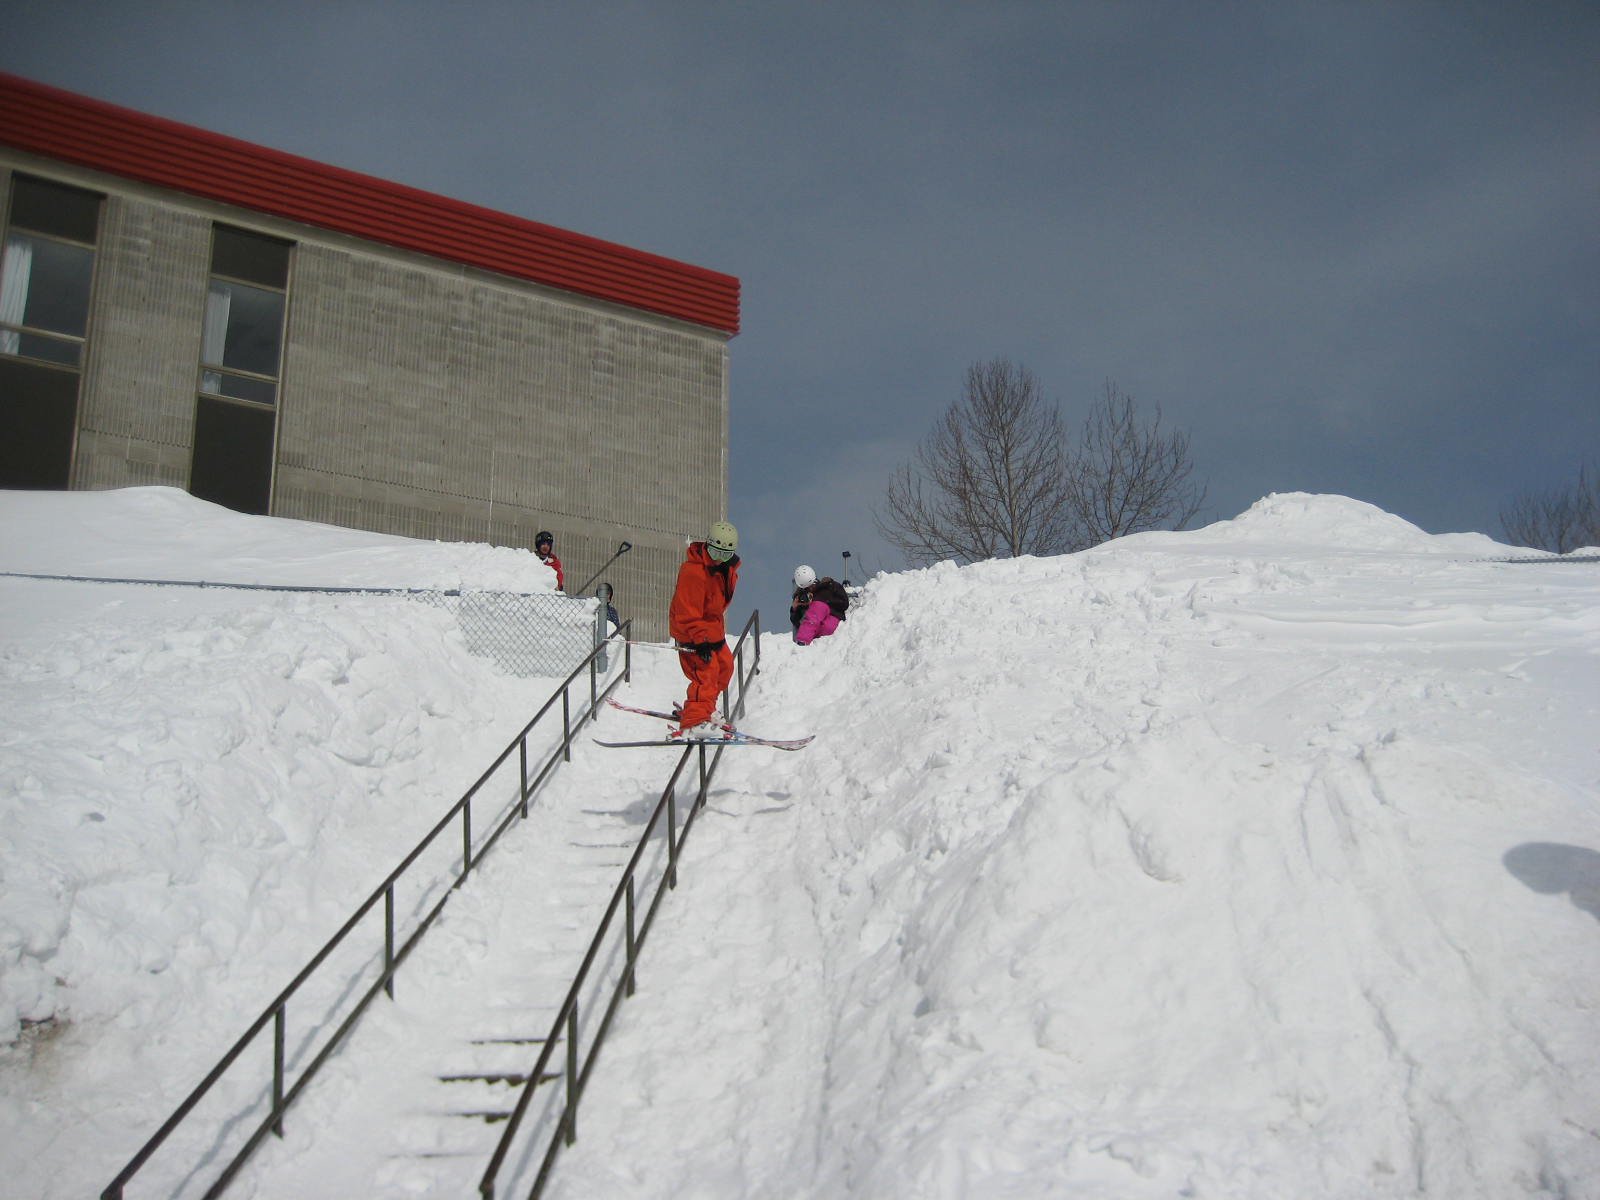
[
  {"left": 412, "top": 589, "right": 608, "bottom": 678},
  {"left": 0, "top": 572, "right": 611, "bottom": 680}
]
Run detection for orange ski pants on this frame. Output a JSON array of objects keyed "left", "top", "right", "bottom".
[{"left": 677, "top": 643, "right": 734, "bottom": 728}]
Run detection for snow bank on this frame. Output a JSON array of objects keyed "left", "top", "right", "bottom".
[
  {"left": 3, "top": 488, "right": 1598, "bottom": 1200},
  {"left": 552, "top": 493, "right": 1600, "bottom": 1200},
  {"left": 0, "top": 486, "right": 557, "bottom": 592},
  {"left": 0, "top": 488, "right": 557, "bottom": 1131}
]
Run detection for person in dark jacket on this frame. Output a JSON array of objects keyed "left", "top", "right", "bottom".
[
  {"left": 598, "top": 581, "right": 620, "bottom": 634},
  {"left": 789, "top": 563, "right": 818, "bottom": 631},
  {"left": 790, "top": 563, "right": 847, "bottom": 645},
  {"left": 667, "top": 521, "right": 740, "bottom": 740}
]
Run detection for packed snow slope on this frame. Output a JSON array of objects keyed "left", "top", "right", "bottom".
[
  {"left": 550, "top": 494, "right": 1600, "bottom": 1200},
  {"left": 0, "top": 487, "right": 569, "bottom": 1196},
  {"left": 2, "top": 487, "right": 1597, "bottom": 1199}
]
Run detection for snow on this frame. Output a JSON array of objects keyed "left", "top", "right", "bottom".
[{"left": 3, "top": 487, "right": 1598, "bottom": 1199}]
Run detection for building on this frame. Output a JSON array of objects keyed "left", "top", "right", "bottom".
[{"left": 0, "top": 72, "right": 739, "bottom": 640}]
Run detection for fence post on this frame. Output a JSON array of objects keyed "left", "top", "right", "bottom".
[
  {"left": 562, "top": 690, "right": 571, "bottom": 762},
  {"left": 384, "top": 886, "right": 395, "bottom": 999},
  {"left": 519, "top": 734, "right": 529, "bottom": 819},
  {"left": 565, "top": 1005, "right": 580, "bottom": 1145},
  {"left": 667, "top": 784, "right": 678, "bottom": 889},
  {"left": 272, "top": 1006, "right": 286, "bottom": 1137},
  {"left": 625, "top": 879, "right": 637, "bottom": 996}
]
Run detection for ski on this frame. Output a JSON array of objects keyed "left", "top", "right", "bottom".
[
  {"left": 601, "top": 697, "right": 814, "bottom": 750},
  {"left": 593, "top": 733, "right": 813, "bottom": 751},
  {"left": 605, "top": 697, "right": 704, "bottom": 725}
]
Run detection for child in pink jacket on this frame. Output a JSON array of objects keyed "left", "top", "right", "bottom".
[{"left": 791, "top": 564, "right": 848, "bottom": 645}]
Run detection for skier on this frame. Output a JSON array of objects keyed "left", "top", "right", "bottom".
[
  {"left": 535, "top": 530, "right": 563, "bottom": 591},
  {"left": 668, "top": 520, "right": 740, "bottom": 741},
  {"left": 790, "top": 564, "right": 848, "bottom": 646}
]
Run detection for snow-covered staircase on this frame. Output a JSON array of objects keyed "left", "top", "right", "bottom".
[{"left": 103, "top": 621, "right": 766, "bottom": 1200}]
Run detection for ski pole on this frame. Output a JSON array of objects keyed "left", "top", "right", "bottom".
[{"left": 573, "top": 540, "right": 632, "bottom": 597}]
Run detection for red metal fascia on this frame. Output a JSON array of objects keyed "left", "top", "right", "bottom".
[{"left": 0, "top": 72, "right": 740, "bottom": 335}]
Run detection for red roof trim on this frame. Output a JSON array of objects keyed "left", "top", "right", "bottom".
[{"left": 0, "top": 72, "right": 740, "bottom": 335}]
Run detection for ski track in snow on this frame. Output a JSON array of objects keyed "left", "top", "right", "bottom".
[{"left": 3, "top": 488, "right": 1599, "bottom": 1199}]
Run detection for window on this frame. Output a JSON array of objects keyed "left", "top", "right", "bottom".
[
  {"left": 1, "top": 175, "right": 100, "bottom": 366},
  {"left": 198, "top": 225, "right": 290, "bottom": 407},
  {"left": 190, "top": 225, "right": 291, "bottom": 514},
  {"left": 0, "top": 174, "right": 101, "bottom": 489}
]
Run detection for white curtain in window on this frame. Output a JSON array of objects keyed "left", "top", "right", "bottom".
[
  {"left": 201, "top": 280, "right": 231, "bottom": 391},
  {"left": 0, "top": 234, "right": 33, "bottom": 355}
]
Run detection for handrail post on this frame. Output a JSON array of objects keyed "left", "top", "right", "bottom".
[
  {"left": 460, "top": 799, "right": 472, "bottom": 882},
  {"left": 562, "top": 690, "right": 571, "bottom": 762},
  {"left": 565, "top": 1005, "right": 580, "bottom": 1145},
  {"left": 667, "top": 784, "right": 678, "bottom": 889},
  {"left": 519, "top": 734, "right": 529, "bottom": 818},
  {"left": 384, "top": 886, "right": 395, "bottom": 999},
  {"left": 272, "top": 1006, "right": 286, "bottom": 1137},
  {"left": 625, "top": 879, "right": 637, "bottom": 997}
]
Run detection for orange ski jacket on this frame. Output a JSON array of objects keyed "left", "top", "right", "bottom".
[{"left": 669, "top": 541, "right": 740, "bottom": 646}]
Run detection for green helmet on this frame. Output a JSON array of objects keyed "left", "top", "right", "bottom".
[{"left": 707, "top": 520, "right": 739, "bottom": 562}]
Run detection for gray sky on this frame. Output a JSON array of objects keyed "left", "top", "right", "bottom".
[{"left": 6, "top": 1, "right": 1597, "bottom": 629}]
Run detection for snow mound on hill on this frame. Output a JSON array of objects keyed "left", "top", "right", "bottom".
[
  {"left": 1123, "top": 492, "right": 1511, "bottom": 556},
  {"left": 0, "top": 487, "right": 556, "bottom": 592},
  {"left": 0, "top": 489, "right": 565, "bottom": 1050},
  {"left": 555, "top": 491, "right": 1600, "bottom": 1200}
]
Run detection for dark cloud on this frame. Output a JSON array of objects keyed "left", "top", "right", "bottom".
[{"left": 6, "top": 0, "right": 1597, "bottom": 627}]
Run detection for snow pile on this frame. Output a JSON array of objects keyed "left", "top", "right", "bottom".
[
  {"left": 554, "top": 493, "right": 1600, "bottom": 1199},
  {"left": 0, "top": 489, "right": 558, "bottom": 1103},
  {"left": 2, "top": 488, "right": 1598, "bottom": 1200},
  {"left": 0, "top": 485, "right": 558, "bottom": 592}
]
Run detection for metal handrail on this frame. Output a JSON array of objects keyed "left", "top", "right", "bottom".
[
  {"left": 102, "top": 625, "right": 635, "bottom": 1200},
  {"left": 478, "top": 610, "right": 764, "bottom": 1200}
]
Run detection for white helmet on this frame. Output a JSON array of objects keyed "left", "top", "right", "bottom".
[
  {"left": 706, "top": 520, "right": 739, "bottom": 562},
  {"left": 793, "top": 564, "right": 816, "bottom": 588}
]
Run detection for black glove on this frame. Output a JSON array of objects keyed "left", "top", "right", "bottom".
[{"left": 694, "top": 639, "right": 727, "bottom": 662}]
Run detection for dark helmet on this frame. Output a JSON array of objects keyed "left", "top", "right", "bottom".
[{"left": 535, "top": 530, "right": 553, "bottom": 549}]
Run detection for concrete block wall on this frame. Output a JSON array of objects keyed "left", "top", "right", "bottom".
[
  {"left": 4, "top": 151, "right": 730, "bottom": 642},
  {"left": 274, "top": 239, "right": 729, "bottom": 640},
  {"left": 74, "top": 195, "right": 211, "bottom": 490}
]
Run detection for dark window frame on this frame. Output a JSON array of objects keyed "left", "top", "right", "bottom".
[
  {"left": 198, "top": 225, "right": 292, "bottom": 412},
  {"left": 2, "top": 173, "right": 102, "bottom": 370},
  {"left": 190, "top": 224, "right": 294, "bottom": 515}
]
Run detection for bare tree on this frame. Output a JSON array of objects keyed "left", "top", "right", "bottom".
[
  {"left": 1500, "top": 463, "right": 1600, "bottom": 553},
  {"left": 876, "top": 358, "right": 1074, "bottom": 565},
  {"left": 1063, "top": 381, "right": 1206, "bottom": 544}
]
